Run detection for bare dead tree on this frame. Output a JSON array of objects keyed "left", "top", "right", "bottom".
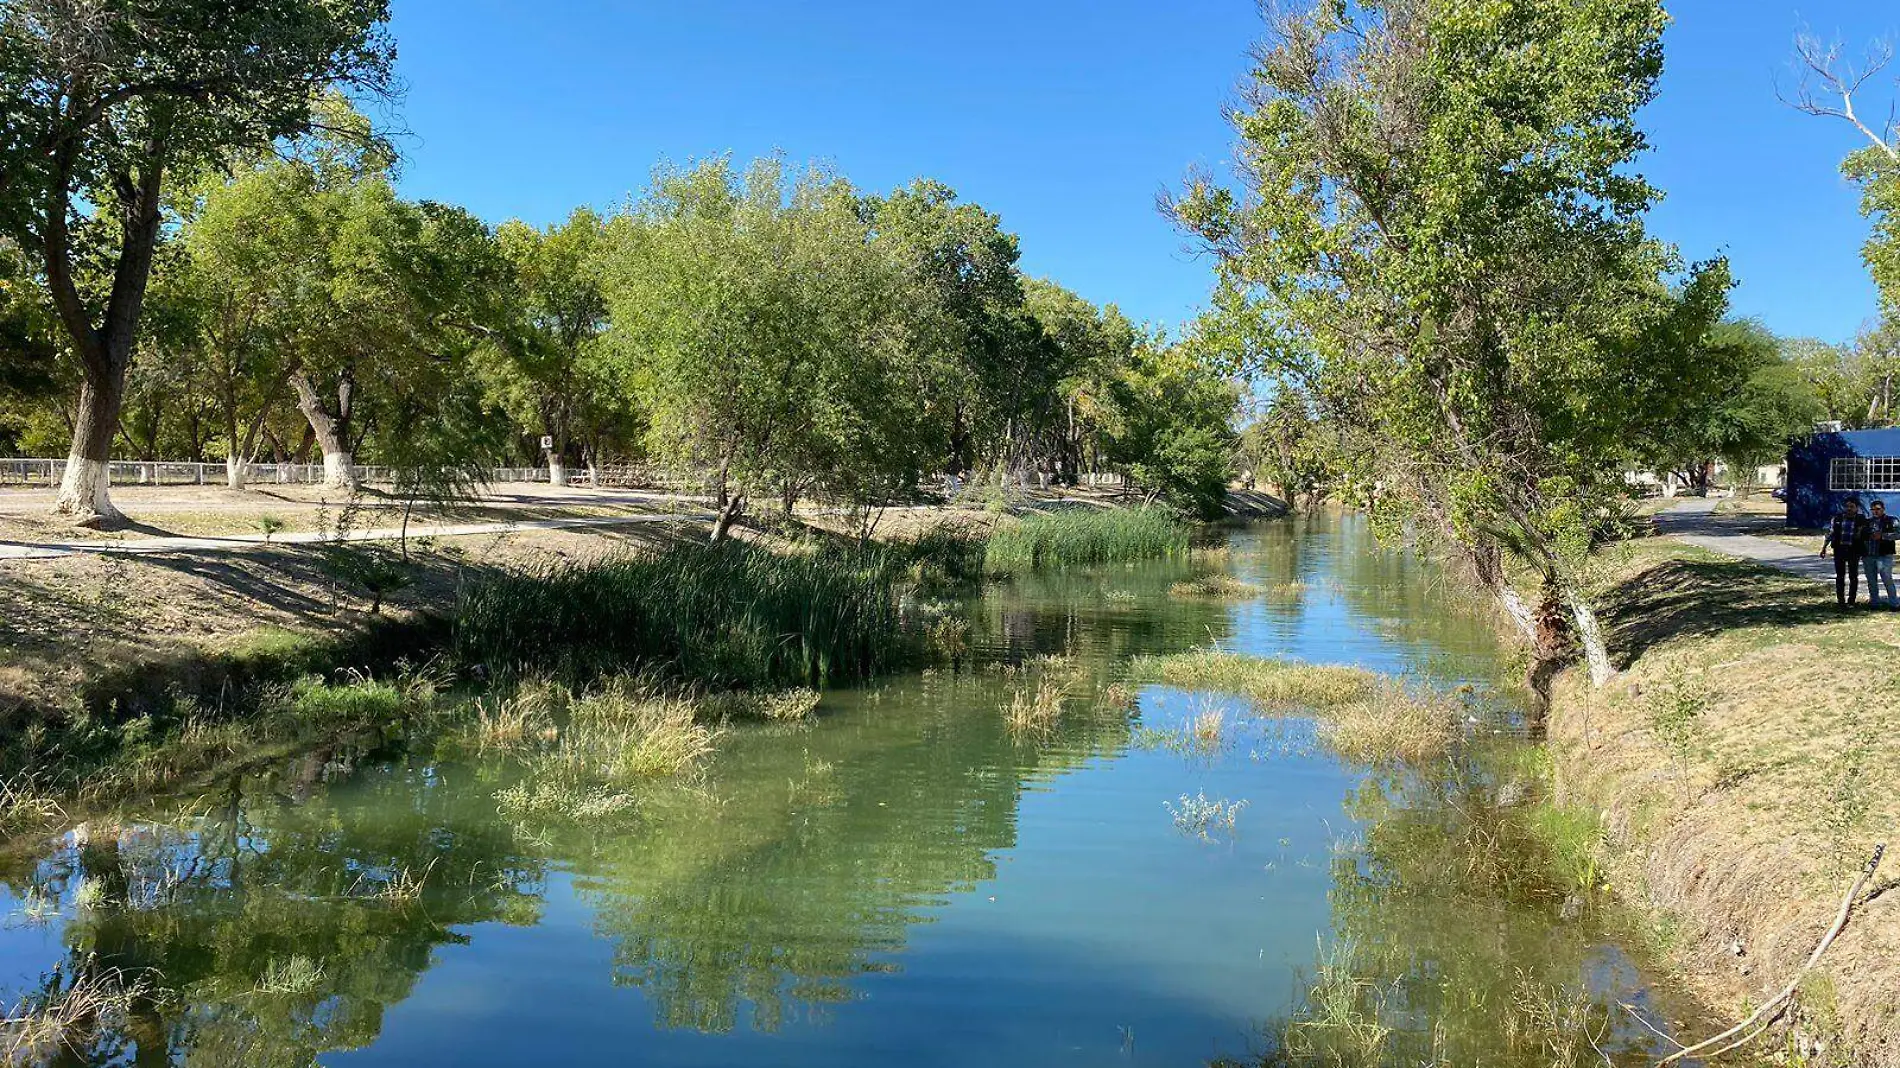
[{"left": 1782, "top": 29, "right": 1900, "bottom": 161}]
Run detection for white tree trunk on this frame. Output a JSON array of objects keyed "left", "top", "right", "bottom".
[
  {"left": 548, "top": 458, "right": 567, "bottom": 487},
  {"left": 323, "top": 451, "right": 356, "bottom": 489},
  {"left": 1566, "top": 592, "right": 1615, "bottom": 687},
  {"left": 54, "top": 456, "right": 121, "bottom": 526},
  {"left": 225, "top": 455, "right": 247, "bottom": 489},
  {"left": 1496, "top": 586, "right": 1538, "bottom": 645}
]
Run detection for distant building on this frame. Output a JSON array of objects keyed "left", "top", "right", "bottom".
[{"left": 1786, "top": 428, "right": 1900, "bottom": 527}]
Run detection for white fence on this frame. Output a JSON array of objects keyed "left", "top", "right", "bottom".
[{"left": 0, "top": 458, "right": 549, "bottom": 488}]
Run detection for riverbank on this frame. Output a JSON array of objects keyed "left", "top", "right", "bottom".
[{"left": 1548, "top": 535, "right": 1900, "bottom": 1066}]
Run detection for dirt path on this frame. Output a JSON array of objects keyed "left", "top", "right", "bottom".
[
  {"left": 0, "top": 511, "right": 717, "bottom": 560},
  {"left": 1654, "top": 496, "right": 1833, "bottom": 583}
]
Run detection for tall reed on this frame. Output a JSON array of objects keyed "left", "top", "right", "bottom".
[
  {"left": 983, "top": 507, "right": 1188, "bottom": 574},
  {"left": 455, "top": 540, "right": 910, "bottom": 687}
]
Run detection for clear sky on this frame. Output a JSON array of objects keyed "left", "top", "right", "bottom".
[{"left": 386, "top": 0, "right": 1896, "bottom": 345}]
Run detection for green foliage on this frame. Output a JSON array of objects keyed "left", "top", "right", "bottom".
[
  {"left": 1639, "top": 319, "right": 1825, "bottom": 478},
  {"left": 1172, "top": 0, "right": 1737, "bottom": 673},
  {"left": 982, "top": 507, "right": 1187, "bottom": 573},
  {"left": 454, "top": 540, "right": 912, "bottom": 687}
]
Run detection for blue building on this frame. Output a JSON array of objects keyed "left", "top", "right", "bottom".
[{"left": 1786, "top": 428, "right": 1900, "bottom": 528}]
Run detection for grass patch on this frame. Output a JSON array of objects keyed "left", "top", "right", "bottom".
[
  {"left": 983, "top": 506, "right": 1187, "bottom": 574},
  {"left": 1124, "top": 651, "right": 1374, "bottom": 709},
  {"left": 1319, "top": 684, "right": 1467, "bottom": 766}
]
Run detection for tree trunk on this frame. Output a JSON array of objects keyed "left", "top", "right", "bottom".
[
  {"left": 1565, "top": 590, "right": 1615, "bottom": 687},
  {"left": 548, "top": 457, "right": 567, "bottom": 486},
  {"left": 710, "top": 493, "right": 745, "bottom": 542},
  {"left": 290, "top": 371, "right": 355, "bottom": 488},
  {"left": 54, "top": 369, "right": 128, "bottom": 526}
]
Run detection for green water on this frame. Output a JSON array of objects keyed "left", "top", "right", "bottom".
[{"left": 0, "top": 513, "right": 1699, "bottom": 1066}]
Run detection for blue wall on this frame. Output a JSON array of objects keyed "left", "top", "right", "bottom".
[{"left": 1787, "top": 428, "right": 1900, "bottom": 528}]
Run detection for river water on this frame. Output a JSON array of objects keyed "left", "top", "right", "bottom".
[{"left": 0, "top": 513, "right": 1698, "bottom": 1066}]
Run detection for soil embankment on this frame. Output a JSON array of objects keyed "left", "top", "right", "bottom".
[{"left": 1549, "top": 537, "right": 1899, "bottom": 1066}]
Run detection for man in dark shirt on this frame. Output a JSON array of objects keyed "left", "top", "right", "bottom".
[
  {"left": 1821, "top": 497, "right": 1868, "bottom": 607},
  {"left": 1864, "top": 499, "right": 1897, "bottom": 609}
]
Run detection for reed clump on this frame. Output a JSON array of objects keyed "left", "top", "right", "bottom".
[
  {"left": 984, "top": 507, "right": 1187, "bottom": 574},
  {"left": 456, "top": 540, "right": 911, "bottom": 688},
  {"left": 480, "top": 676, "right": 719, "bottom": 784},
  {"left": 1004, "top": 674, "right": 1069, "bottom": 737}
]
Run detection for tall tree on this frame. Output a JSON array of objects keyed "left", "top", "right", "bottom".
[
  {"left": 476, "top": 208, "right": 621, "bottom": 484},
  {"left": 0, "top": 0, "right": 393, "bottom": 523},
  {"left": 1172, "top": 0, "right": 1733, "bottom": 698}
]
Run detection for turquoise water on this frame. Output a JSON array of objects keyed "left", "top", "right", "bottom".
[{"left": 0, "top": 513, "right": 1697, "bottom": 1066}]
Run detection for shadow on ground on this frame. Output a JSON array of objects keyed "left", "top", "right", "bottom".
[{"left": 1599, "top": 556, "right": 1850, "bottom": 668}]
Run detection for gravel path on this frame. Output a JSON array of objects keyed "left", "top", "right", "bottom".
[{"left": 1653, "top": 497, "right": 1832, "bottom": 583}]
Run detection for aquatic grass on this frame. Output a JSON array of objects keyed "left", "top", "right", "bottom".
[
  {"left": 1, "top": 958, "right": 159, "bottom": 1065},
  {"left": 1278, "top": 940, "right": 1397, "bottom": 1066},
  {"left": 1318, "top": 684, "right": 1468, "bottom": 766},
  {"left": 541, "top": 678, "right": 719, "bottom": 783},
  {"left": 1124, "top": 651, "right": 1375, "bottom": 709},
  {"left": 1003, "top": 674, "right": 1068, "bottom": 738},
  {"left": 252, "top": 956, "right": 326, "bottom": 997},
  {"left": 0, "top": 778, "right": 64, "bottom": 840},
  {"left": 1168, "top": 573, "right": 1263, "bottom": 599},
  {"left": 702, "top": 687, "right": 822, "bottom": 723},
  {"left": 456, "top": 540, "right": 910, "bottom": 688},
  {"left": 983, "top": 507, "right": 1188, "bottom": 574},
  {"left": 1165, "top": 790, "right": 1248, "bottom": 838}
]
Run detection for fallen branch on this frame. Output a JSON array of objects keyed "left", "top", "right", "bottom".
[{"left": 1659, "top": 842, "right": 1886, "bottom": 1065}]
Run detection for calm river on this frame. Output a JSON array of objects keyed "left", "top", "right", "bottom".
[{"left": 0, "top": 513, "right": 1698, "bottom": 1066}]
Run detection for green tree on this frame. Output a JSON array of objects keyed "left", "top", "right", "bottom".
[
  {"left": 1172, "top": 0, "right": 1733, "bottom": 693},
  {"left": 603, "top": 158, "right": 917, "bottom": 538},
  {"left": 1640, "top": 320, "right": 1824, "bottom": 491},
  {"left": 0, "top": 0, "right": 394, "bottom": 524},
  {"left": 475, "top": 208, "right": 632, "bottom": 484}
]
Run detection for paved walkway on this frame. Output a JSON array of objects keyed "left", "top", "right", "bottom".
[
  {"left": 1653, "top": 497, "right": 1832, "bottom": 583},
  {"left": 0, "top": 512, "right": 715, "bottom": 561}
]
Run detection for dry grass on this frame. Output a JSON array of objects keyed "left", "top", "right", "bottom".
[{"left": 1549, "top": 538, "right": 1900, "bottom": 1066}]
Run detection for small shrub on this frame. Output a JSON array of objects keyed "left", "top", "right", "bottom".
[{"left": 256, "top": 514, "right": 287, "bottom": 542}]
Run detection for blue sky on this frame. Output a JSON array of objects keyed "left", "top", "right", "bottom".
[{"left": 388, "top": 0, "right": 1896, "bottom": 344}]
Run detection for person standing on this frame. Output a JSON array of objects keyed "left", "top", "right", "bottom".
[
  {"left": 1863, "top": 499, "right": 1898, "bottom": 609},
  {"left": 1820, "top": 497, "right": 1868, "bottom": 607}
]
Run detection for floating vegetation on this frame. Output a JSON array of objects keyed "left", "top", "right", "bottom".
[
  {"left": 1166, "top": 791, "right": 1248, "bottom": 838},
  {"left": 1269, "top": 580, "right": 1308, "bottom": 599},
  {"left": 1168, "top": 573, "right": 1263, "bottom": 599},
  {"left": 1124, "top": 652, "right": 1475, "bottom": 765},
  {"left": 1124, "top": 651, "right": 1374, "bottom": 709},
  {"left": 253, "top": 955, "right": 326, "bottom": 997},
  {"left": 1102, "top": 589, "right": 1141, "bottom": 607},
  {"left": 984, "top": 507, "right": 1188, "bottom": 574}
]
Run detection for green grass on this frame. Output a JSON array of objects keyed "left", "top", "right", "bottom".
[
  {"left": 983, "top": 507, "right": 1187, "bottom": 574},
  {"left": 455, "top": 540, "right": 913, "bottom": 688}
]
